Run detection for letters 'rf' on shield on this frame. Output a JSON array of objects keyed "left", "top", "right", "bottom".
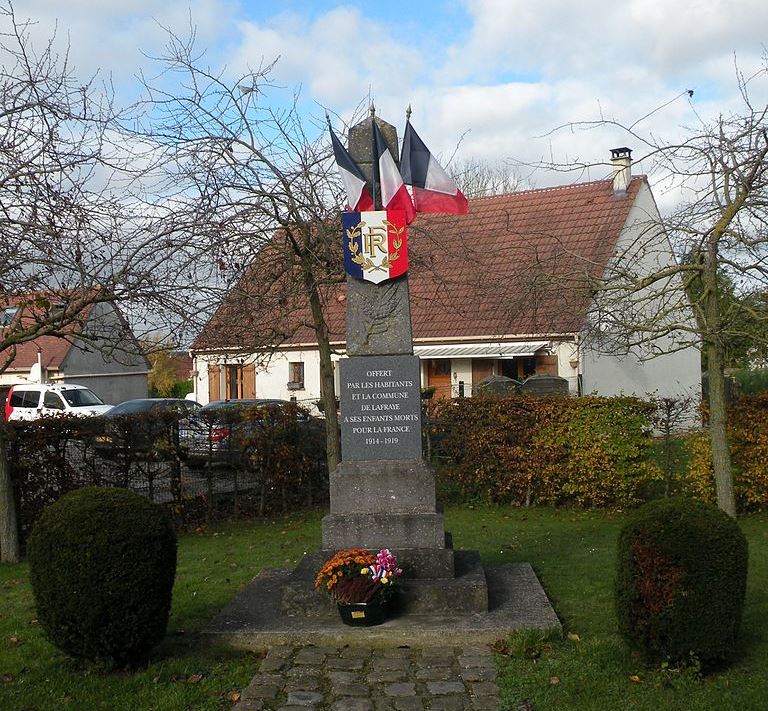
[{"left": 342, "top": 210, "right": 409, "bottom": 284}]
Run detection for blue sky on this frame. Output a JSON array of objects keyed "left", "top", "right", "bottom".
[{"left": 16, "top": 1, "right": 768, "bottom": 207}]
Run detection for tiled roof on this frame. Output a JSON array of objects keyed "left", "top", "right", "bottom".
[
  {"left": 6, "top": 335, "right": 75, "bottom": 370},
  {"left": 1, "top": 293, "right": 96, "bottom": 370},
  {"left": 193, "top": 176, "right": 644, "bottom": 351}
]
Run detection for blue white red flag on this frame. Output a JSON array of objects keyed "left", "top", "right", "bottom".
[
  {"left": 342, "top": 210, "right": 409, "bottom": 284},
  {"left": 372, "top": 120, "right": 416, "bottom": 224},
  {"left": 401, "top": 121, "right": 468, "bottom": 215},
  {"left": 329, "top": 125, "right": 374, "bottom": 212}
]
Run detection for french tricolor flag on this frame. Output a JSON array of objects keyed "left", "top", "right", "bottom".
[
  {"left": 401, "top": 121, "right": 468, "bottom": 215},
  {"left": 372, "top": 119, "right": 416, "bottom": 224},
  {"left": 329, "top": 125, "right": 374, "bottom": 212}
]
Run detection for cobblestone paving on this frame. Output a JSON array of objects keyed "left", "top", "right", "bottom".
[{"left": 233, "top": 644, "right": 501, "bottom": 711}]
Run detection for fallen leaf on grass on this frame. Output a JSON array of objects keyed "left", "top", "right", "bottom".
[
  {"left": 224, "top": 690, "right": 241, "bottom": 703},
  {"left": 549, "top": 676, "right": 560, "bottom": 685},
  {"left": 187, "top": 673, "right": 204, "bottom": 684},
  {"left": 629, "top": 675, "right": 641, "bottom": 684},
  {"left": 567, "top": 633, "right": 580, "bottom": 642},
  {"left": 9, "top": 635, "right": 21, "bottom": 646},
  {"left": 491, "top": 639, "right": 511, "bottom": 655}
]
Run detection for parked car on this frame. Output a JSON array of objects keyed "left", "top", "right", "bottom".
[
  {"left": 4, "top": 383, "right": 113, "bottom": 421},
  {"left": 93, "top": 398, "right": 201, "bottom": 460},
  {"left": 179, "top": 398, "right": 325, "bottom": 468}
]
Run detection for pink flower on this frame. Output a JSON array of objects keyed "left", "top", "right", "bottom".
[{"left": 374, "top": 549, "right": 402, "bottom": 577}]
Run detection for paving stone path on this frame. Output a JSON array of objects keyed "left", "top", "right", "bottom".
[{"left": 233, "top": 644, "right": 502, "bottom": 711}]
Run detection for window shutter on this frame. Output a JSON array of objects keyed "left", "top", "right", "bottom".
[
  {"left": 208, "top": 365, "right": 221, "bottom": 401},
  {"left": 243, "top": 364, "right": 256, "bottom": 398}
]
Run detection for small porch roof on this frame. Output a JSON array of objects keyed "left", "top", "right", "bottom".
[{"left": 413, "top": 341, "right": 549, "bottom": 359}]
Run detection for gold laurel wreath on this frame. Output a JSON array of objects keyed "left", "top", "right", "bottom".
[{"left": 345, "top": 219, "right": 405, "bottom": 273}]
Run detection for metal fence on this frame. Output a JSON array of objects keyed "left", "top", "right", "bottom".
[{"left": 6, "top": 410, "right": 329, "bottom": 544}]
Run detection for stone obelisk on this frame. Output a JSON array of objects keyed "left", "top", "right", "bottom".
[{"left": 320, "top": 112, "right": 455, "bottom": 579}]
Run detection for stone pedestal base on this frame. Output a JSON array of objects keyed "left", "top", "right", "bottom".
[{"left": 280, "top": 550, "right": 487, "bottom": 618}]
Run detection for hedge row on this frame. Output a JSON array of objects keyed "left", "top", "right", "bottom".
[
  {"left": 425, "top": 395, "right": 661, "bottom": 508},
  {"left": 685, "top": 394, "right": 768, "bottom": 512},
  {"left": 5, "top": 410, "right": 328, "bottom": 545}
]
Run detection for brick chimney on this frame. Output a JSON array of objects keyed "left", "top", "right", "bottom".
[{"left": 610, "top": 147, "right": 632, "bottom": 194}]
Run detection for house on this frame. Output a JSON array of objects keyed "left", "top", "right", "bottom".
[
  {"left": 0, "top": 296, "right": 150, "bottom": 405},
  {"left": 190, "top": 149, "right": 700, "bottom": 409}
]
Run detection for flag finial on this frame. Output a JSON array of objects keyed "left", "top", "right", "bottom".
[
  {"left": 406, "top": 104, "right": 412, "bottom": 121},
  {"left": 325, "top": 111, "right": 332, "bottom": 129}
]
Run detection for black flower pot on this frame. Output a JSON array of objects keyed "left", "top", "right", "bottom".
[{"left": 337, "top": 601, "right": 388, "bottom": 627}]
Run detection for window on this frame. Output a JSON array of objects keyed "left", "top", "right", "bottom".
[
  {"left": 10, "top": 390, "right": 41, "bottom": 408},
  {"left": 433, "top": 360, "right": 451, "bottom": 376},
  {"left": 521, "top": 357, "right": 536, "bottom": 377},
  {"left": 225, "top": 365, "right": 241, "bottom": 399},
  {"left": 43, "top": 392, "right": 65, "bottom": 410},
  {"left": 224, "top": 363, "right": 256, "bottom": 399},
  {"left": 288, "top": 362, "right": 305, "bottom": 390},
  {"left": 1, "top": 307, "right": 17, "bottom": 326},
  {"left": 61, "top": 388, "right": 104, "bottom": 406}
]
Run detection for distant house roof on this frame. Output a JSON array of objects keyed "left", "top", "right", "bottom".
[
  {"left": 193, "top": 176, "right": 645, "bottom": 352},
  {"left": 4, "top": 333, "right": 77, "bottom": 370},
  {"left": 0, "top": 293, "right": 99, "bottom": 370}
]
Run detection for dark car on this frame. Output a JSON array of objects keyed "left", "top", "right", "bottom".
[
  {"left": 179, "top": 398, "right": 325, "bottom": 468},
  {"left": 93, "top": 398, "right": 201, "bottom": 460}
]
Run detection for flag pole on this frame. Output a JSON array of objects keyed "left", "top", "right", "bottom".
[{"left": 370, "top": 103, "right": 380, "bottom": 210}]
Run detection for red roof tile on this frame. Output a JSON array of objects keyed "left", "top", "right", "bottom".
[
  {"left": 193, "top": 177, "right": 644, "bottom": 351},
  {"left": 1, "top": 293, "right": 97, "bottom": 370}
]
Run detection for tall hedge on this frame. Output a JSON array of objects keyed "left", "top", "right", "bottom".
[
  {"left": 27, "top": 487, "right": 177, "bottom": 666},
  {"left": 685, "top": 394, "right": 768, "bottom": 512},
  {"left": 616, "top": 498, "right": 748, "bottom": 667},
  {"left": 426, "top": 395, "right": 660, "bottom": 508}
]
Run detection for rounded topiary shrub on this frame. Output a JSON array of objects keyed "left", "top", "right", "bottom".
[
  {"left": 616, "top": 497, "right": 748, "bottom": 668},
  {"left": 27, "top": 487, "right": 177, "bottom": 666}
]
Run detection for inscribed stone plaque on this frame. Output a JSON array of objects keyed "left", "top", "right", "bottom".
[{"left": 340, "top": 355, "right": 422, "bottom": 461}]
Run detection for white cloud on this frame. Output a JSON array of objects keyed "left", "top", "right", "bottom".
[
  {"left": 229, "top": 7, "right": 423, "bottom": 109},
  {"left": 12, "top": 0, "right": 236, "bottom": 94},
  {"left": 7, "top": 0, "right": 768, "bottom": 209}
]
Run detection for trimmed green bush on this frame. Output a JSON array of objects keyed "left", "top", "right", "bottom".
[
  {"left": 616, "top": 498, "right": 748, "bottom": 668},
  {"left": 27, "top": 487, "right": 177, "bottom": 666}
]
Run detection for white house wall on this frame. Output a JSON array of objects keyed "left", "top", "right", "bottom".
[
  {"left": 194, "top": 349, "right": 343, "bottom": 411},
  {"left": 553, "top": 341, "right": 579, "bottom": 394},
  {"left": 581, "top": 181, "right": 701, "bottom": 402}
]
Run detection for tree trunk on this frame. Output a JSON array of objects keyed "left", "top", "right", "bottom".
[
  {"left": 0, "top": 430, "right": 20, "bottom": 563},
  {"left": 703, "top": 224, "right": 736, "bottom": 517},
  {"left": 706, "top": 344, "right": 736, "bottom": 517},
  {"left": 303, "top": 262, "right": 341, "bottom": 472}
]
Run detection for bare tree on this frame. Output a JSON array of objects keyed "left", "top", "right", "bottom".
[
  {"left": 0, "top": 3, "right": 231, "bottom": 561},
  {"left": 541, "top": 70, "right": 768, "bottom": 517},
  {"left": 448, "top": 157, "right": 528, "bottom": 198},
  {"left": 131, "top": 29, "right": 353, "bottom": 471}
]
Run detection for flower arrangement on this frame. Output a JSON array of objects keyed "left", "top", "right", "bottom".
[{"left": 315, "top": 548, "right": 403, "bottom": 605}]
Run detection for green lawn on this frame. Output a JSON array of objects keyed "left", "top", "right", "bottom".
[{"left": 1, "top": 507, "right": 766, "bottom": 710}]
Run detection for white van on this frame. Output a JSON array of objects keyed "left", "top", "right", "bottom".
[{"left": 4, "top": 383, "right": 113, "bottom": 421}]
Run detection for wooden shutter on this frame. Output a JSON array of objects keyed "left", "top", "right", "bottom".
[
  {"left": 208, "top": 365, "right": 221, "bottom": 402},
  {"left": 243, "top": 364, "right": 256, "bottom": 398}
]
